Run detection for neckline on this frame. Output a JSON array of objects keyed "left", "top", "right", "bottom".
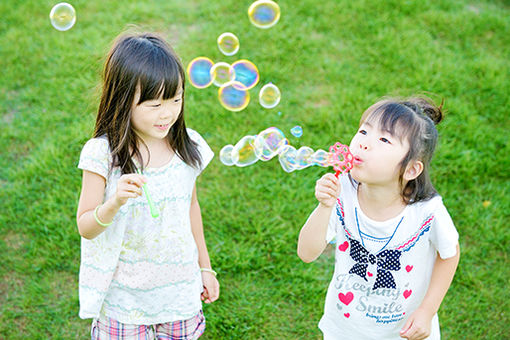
[
  {"left": 354, "top": 185, "right": 409, "bottom": 226},
  {"left": 134, "top": 152, "right": 179, "bottom": 172}
]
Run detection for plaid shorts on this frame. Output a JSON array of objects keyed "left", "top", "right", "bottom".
[{"left": 91, "top": 310, "right": 205, "bottom": 340}]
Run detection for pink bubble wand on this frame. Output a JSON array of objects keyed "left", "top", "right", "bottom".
[{"left": 328, "top": 142, "right": 354, "bottom": 178}]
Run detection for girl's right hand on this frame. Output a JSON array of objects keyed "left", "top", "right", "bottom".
[
  {"left": 315, "top": 173, "right": 341, "bottom": 207},
  {"left": 113, "top": 174, "right": 147, "bottom": 206}
]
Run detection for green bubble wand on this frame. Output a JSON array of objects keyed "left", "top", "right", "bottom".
[{"left": 136, "top": 169, "right": 159, "bottom": 218}]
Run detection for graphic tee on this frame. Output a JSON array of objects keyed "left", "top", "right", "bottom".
[
  {"left": 319, "top": 174, "right": 458, "bottom": 339},
  {"left": 77, "top": 128, "right": 213, "bottom": 324}
]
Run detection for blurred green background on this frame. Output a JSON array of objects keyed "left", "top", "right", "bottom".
[{"left": 0, "top": 0, "right": 508, "bottom": 338}]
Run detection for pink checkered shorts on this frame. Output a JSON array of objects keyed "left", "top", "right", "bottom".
[{"left": 90, "top": 310, "right": 205, "bottom": 340}]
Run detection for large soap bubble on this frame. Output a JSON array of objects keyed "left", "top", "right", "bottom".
[
  {"left": 231, "top": 136, "right": 258, "bottom": 167},
  {"left": 187, "top": 57, "right": 214, "bottom": 89},
  {"left": 295, "top": 146, "right": 315, "bottom": 169},
  {"left": 210, "top": 62, "right": 235, "bottom": 87},
  {"left": 232, "top": 60, "right": 259, "bottom": 90},
  {"left": 49, "top": 3, "right": 76, "bottom": 31},
  {"left": 217, "top": 32, "right": 240, "bottom": 56},
  {"left": 248, "top": 0, "right": 281, "bottom": 29},
  {"left": 218, "top": 81, "right": 250, "bottom": 111},
  {"left": 259, "top": 83, "right": 281, "bottom": 109},
  {"left": 253, "top": 127, "right": 288, "bottom": 161}
]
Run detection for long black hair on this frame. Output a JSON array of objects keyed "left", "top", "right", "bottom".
[{"left": 94, "top": 32, "right": 202, "bottom": 174}]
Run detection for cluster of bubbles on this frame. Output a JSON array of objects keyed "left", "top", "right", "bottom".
[
  {"left": 49, "top": 2, "right": 76, "bottom": 31},
  {"left": 187, "top": 0, "right": 281, "bottom": 112},
  {"left": 220, "top": 127, "right": 339, "bottom": 173}
]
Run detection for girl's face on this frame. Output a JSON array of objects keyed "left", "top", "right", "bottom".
[
  {"left": 349, "top": 118, "right": 410, "bottom": 186},
  {"left": 131, "top": 85, "right": 183, "bottom": 144}
]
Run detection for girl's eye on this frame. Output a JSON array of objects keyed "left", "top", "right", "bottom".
[
  {"left": 173, "top": 98, "right": 182, "bottom": 103},
  {"left": 359, "top": 129, "right": 367, "bottom": 135},
  {"left": 380, "top": 137, "right": 391, "bottom": 144},
  {"left": 149, "top": 104, "right": 161, "bottom": 107}
]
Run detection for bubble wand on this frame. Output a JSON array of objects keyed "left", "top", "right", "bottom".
[
  {"left": 328, "top": 142, "right": 354, "bottom": 178},
  {"left": 136, "top": 169, "right": 159, "bottom": 218}
]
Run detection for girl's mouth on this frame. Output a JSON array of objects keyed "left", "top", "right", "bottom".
[
  {"left": 155, "top": 124, "right": 170, "bottom": 131},
  {"left": 353, "top": 156, "right": 363, "bottom": 165}
]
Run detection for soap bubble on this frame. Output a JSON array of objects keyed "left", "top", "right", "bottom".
[
  {"left": 278, "top": 145, "right": 297, "bottom": 173},
  {"left": 210, "top": 62, "right": 235, "bottom": 87},
  {"left": 312, "top": 149, "right": 329, "bottom": 167},
  {"left": 187, "top": 57, "right": 214, "bottom": 89},
  {"left": 259, "top": 83, "right": 281, "bottom": 109},
  {"left": 49, "top": 3, "right": 76, "bottom": 31},
  {"left": 248, "top": 0, "right": 281, "bottom": 29},
  {"left": 290, "top": 125, "right": 303, "bottom": 138},
  {"left": 295, "top": 146, "right": 314, "bottom": 169},
  {"left": 232, "top": 60, "right": 259, "bottom": 90},
  {"left": 220, "top": 144, "right": 235, "bottom": 166},
  {"left": 253, "top": 127, "right": 288, "bottom": 161},
  {"left": 217, "top": 32, "right": 240, "bottom": 56},
  {"left": 218, "top": 81, "right": 250, "bottom": 111},
  {"left": 231, "top": 135, "right": 258, "bottom": 167}
]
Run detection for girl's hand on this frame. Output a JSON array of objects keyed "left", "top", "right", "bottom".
[
  {"left": 315, "top": 173, "right": 341, "bottom": 207},
  {"left": 114, "top": 174, "right": 147, "bottom": 206},
  {"left": 201, "top": 271, "right": 219, "bottom": 304},
  {"left": 400, "top": 307, "right": 433, "bottom": 340}
]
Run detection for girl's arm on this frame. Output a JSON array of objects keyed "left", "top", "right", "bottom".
[
  {"left": 190, "top": 184, "right": 219, "bottom": 303},
  {"left": 76, "top": 170, "right": 145, "bottom": 239},
  {"left": 400, "top": 244, "right": 460, "bottom": 340},
  {"left": 297, "top": 173, "right": 341, "bottom": 263}
]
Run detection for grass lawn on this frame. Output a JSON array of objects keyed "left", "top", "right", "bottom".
[{"left": 0, "top": 0, "right": 508, "bottom": 338}]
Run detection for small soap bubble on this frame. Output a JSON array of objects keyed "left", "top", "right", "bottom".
[
  {"left": 290, "top": 125, "right": 303, "bottom": 138},
  {"left": 259, "top": 83, "right": 281, "bottom": 109},
  {"left": 248, "top": 0, "right": 281, "bottom": 29},
  {"left": 231, "top": 135, "right": 259, "bottom": 167},
  {"left": 295, "top": 146, "right": 314, "bottom": 169},
  {"left": 312, "top": 149, "right": 329, "bottom": 167},
  {"left": 210, "top": 62, "right": 235, "bottom": 87},
  {"left": 254, "top": 127, "right": 288, "bottom": 161},
  {"left": 218, "top": 81, "right": 250, "bottom": 111},
  {"left": 49, "top": 3, "right": 76, "bottom": 31},
  {"left": 278, "top": 145, "right": 297, "bottom": 173},
  {"left": 187, "top": 57, "right": 214, "bottom": 89},
  {"left": 217, "top": 32, "right": 240, "bottom": 56},
  {"left": 220, "top": 144, "right": 235, "bottom": 166},
  {"left": 231, "top": 60, "right": 259, "bottom": 90}
]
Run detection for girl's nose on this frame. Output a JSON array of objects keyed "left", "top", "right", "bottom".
[{"left": 359, "top": 143, "right": 368, "bottom": 150}]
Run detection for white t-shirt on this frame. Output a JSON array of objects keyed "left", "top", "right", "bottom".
[
  {"left": 319, "top": 174, "right": 458, "bottom": 339},
  {"left": 77, "top": 128, "right": 214, "bottom": 324}
]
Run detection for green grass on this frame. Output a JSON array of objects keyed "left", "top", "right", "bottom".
[{"left": 1, "top": 0, "right": 509, "bottom": 338}]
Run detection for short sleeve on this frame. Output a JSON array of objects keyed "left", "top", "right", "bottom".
[
  {"left": 77, "top": 137, "right": 110, "bottom": 179},
  {"left": 187, "top": 128, "right": 214, "bottom": 174},
  {"left": 326, "top": 203, "right": 341, "bottom": 243},
  {"left": 429, "top": 197, "right": 459, "bottom": 259}
]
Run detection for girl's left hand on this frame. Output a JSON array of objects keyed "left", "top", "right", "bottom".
[
  {"left": 399, "top": 307, "right": 433, "bottom": 339},
  {"left": 201, "top": 271, "right": 220, "bottom": 304}
]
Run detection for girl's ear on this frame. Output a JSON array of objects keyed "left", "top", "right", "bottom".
[{"left": 403, "top": 160, "right": 423, "bottom": 181}]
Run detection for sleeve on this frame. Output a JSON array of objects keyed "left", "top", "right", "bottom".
[
  {"left": 187, "top": 128, "right": 214, "bottom": 174},
  {"left": 77, "top": 137, "right": 110, "bottom": 179},
  {"left": 429, "top": 197, "right": 459, "bottom": 259},
  {"left": 326, "top": 205, "right": 340, "bottom": 244}
]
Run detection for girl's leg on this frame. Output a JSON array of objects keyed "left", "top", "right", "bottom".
[
  {"left": 155, "top": 310, "right": 206, "bottom": 340},
  {"left": 90, "top": 315, "right": 155, "bottom": 340}
]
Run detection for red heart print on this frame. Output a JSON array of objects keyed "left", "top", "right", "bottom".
[
  {"left": 344, "top": 313, "right": 350, "bottom": 318},
  {"left": 367, "top": 272, "right": 373, "bottom": 277},
  {"left": 338, "top": 241, "right": 349, "bottom": 252},
  {"left": 338, "top": 292, "right": 354, "bottom": 305},
  {"left": 403, "top": 312, "right": 406, "bottom": 315},
  {"left": 406, "top": 265, "right": 413, "bottom": 272},
  {"left": 403, "top": 290, "right": 412, "bottom": 299}
]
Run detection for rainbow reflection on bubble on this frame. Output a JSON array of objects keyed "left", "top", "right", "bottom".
[
  {"left": 259, "top": 83, "right": 281, "bottom": 109},
  {"left": 312, "top": 149, "right": 329, "bottom": 167},
  {"left": 290, "top": 125, "right": 303, "bottom": 138},
  {"left": 231, "top": 135, "right": 258, "bottom": 167},
  {"left": 210, "top": 62, "right": 235, "bottom": 87},
  {"left": 295, "top": 146, "right": 314, "bottom": 169},
  {"left": 217, "top": 32, "right": 240, "bottom": 56},
  {"left": 220, "top": 144, "right": 235, "bottom": 166},
  {"left": 187, "top": 57, "right": 213, "bottom": 89},
  {"left": 254, "top": 127, "right": 288, "bottom": 161},
  {"left": 218, "top": 81, "right": 250, "bottom": 111},
  {"left": 278, "top": 145, "right": 297, "bottom": 173},
  {"left": 49, "top": 2, "right": 76, "bottom": 31},
  {"left": 231, "top": 60, "right": 259, "bottom": 90},
  {"left": 248, "top": 0, "right": 281, "bottom": 29}
]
